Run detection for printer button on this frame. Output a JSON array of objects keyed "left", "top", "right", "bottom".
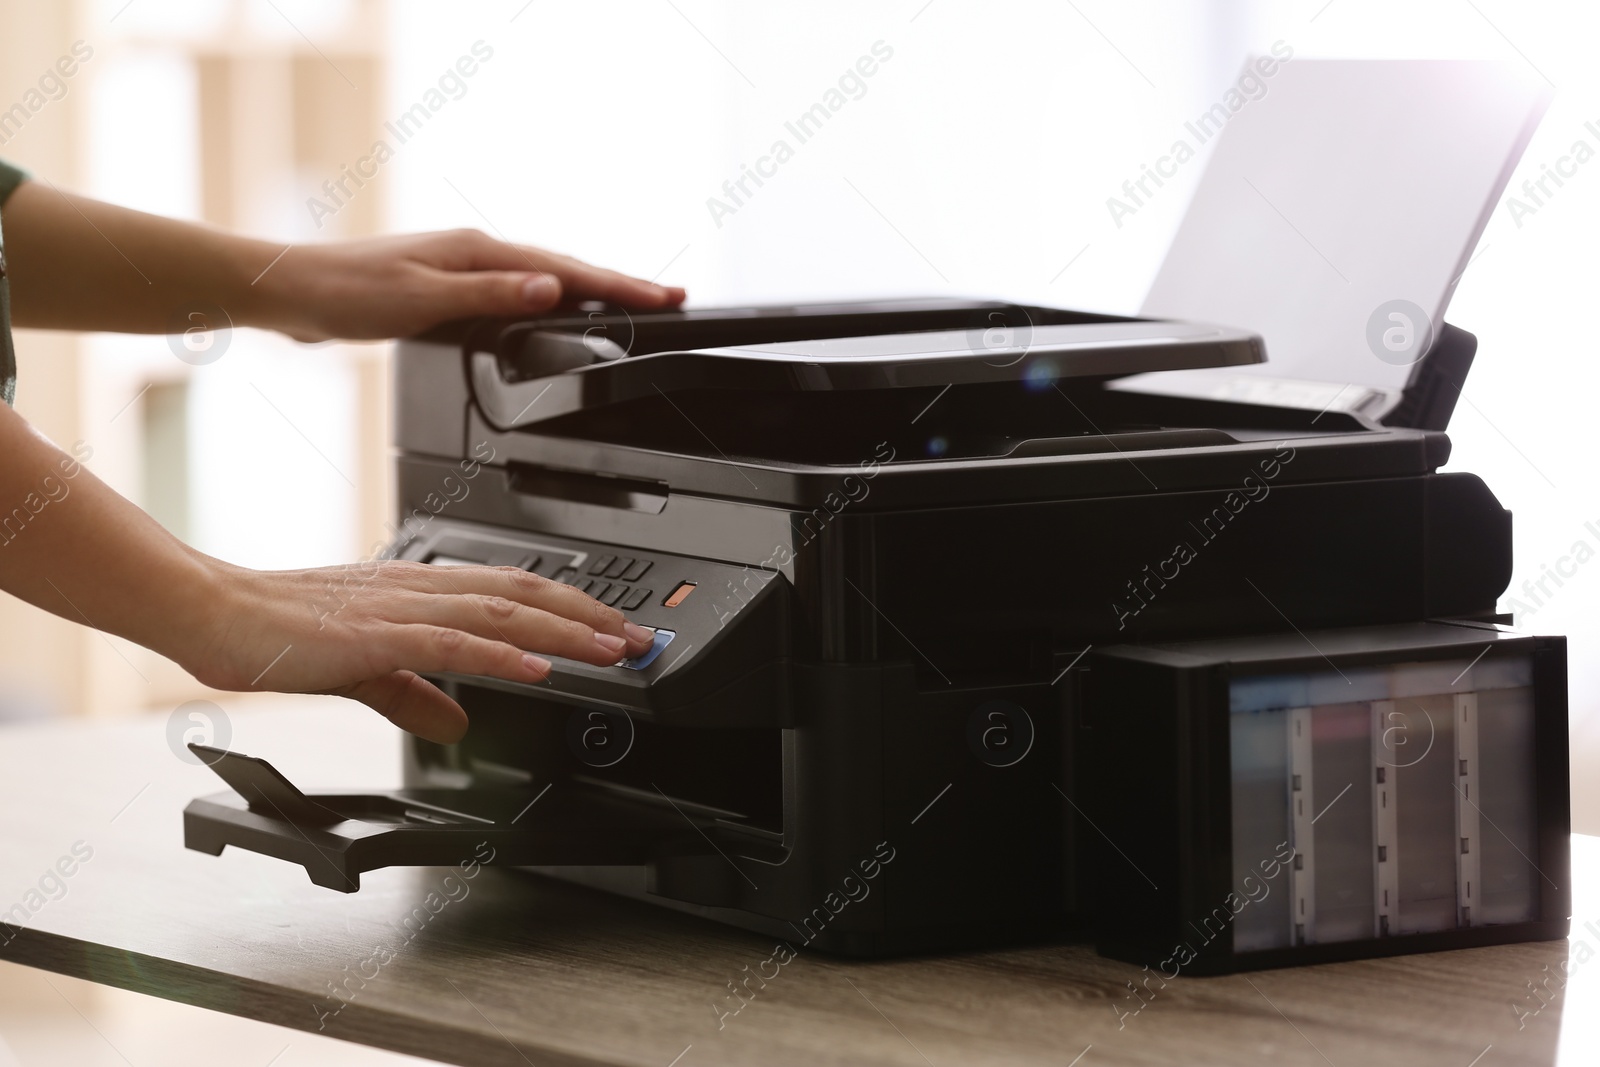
[
  {"left": 572, "top": 578, "right": 595, "bottom": 594},
  {"left": 620, "top": 628, "right": 674, "bottom": 671},
  {"left": 599, "top": 584, "right": 628, "bottom": 607},
  {"left": 589, "top": 582, "right": 611, "bottom": 601},
  {"left": 603, "top": 557, "right": 633, "bottom": 579},
  {"left": 552, "top": 566, "right": 579, "bottom": 585},
  {"left": 620, "top": 588, "right": 651, "bottom": 611},
  {"left": 588, "top": 554, "right": 616, "bottom": 576},
  {"left": 620, "top": 559, "right": 652, "bottom": 582}
]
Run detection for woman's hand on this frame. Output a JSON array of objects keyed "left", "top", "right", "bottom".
[
  {"left": 251, "top": 228, "right": 686, "bottom": 343},
  {"left": 0, "top": 398, "right": 654, "bottom": 745},
  {"left": 0, "top": 183, "right": 676, "bottom": 743},
  {"left": 186, "top": 558, "right": 657, "bottom": 744},
  {"left": 2, "top": 180, "right": 686, "bottom": 339}
]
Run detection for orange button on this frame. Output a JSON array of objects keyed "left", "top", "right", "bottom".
[{"left": 663, "top": 582, "right": 697, "bottom": 608}]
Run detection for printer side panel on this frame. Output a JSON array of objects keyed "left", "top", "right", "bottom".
[
  {"left": 835, "top": 473, "right": 1510, "bottom": 682},
  {"left": 1424, "top": 472, "right": 1515, "bottom": 617},
  {"left": 1078, "top": 654, "right": 1209, "bottom": 966},
  {"left": 394, "top": 336, "right": 473, "bottom": 462}
]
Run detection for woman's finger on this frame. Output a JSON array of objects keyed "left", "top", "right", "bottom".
[
  {"left": 534, "top": 249, "right": 683, "bottom": 307},
  {"left": 338, "top": 670, "right": 469, "bottom": 745},
  {"left": 438, "top": 230, "right": 682, "bottom": 308},
  {"left": 375, "top": 623, "right": 553, "bottom": 684},
  {"left": 396, "top": 564, "right": 653, "bottom": 655},
  {"left": 409, "top": 593, "right": 637, "bottom": 666},
  {"left": 418, "top": 265, "right": 563, "bottom": 321}
]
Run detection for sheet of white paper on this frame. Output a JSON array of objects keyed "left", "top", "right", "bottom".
[{"left": 1130, "top": 58, "right": 1550, "bottom": 410}]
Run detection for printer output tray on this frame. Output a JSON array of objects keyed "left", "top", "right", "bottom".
[{"left": 181, "top": 745, "right": 715, "bottom": 891}]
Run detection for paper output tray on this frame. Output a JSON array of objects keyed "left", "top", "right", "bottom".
[{"left": 181, "top": 745, "right": 708, "bottom": 891}]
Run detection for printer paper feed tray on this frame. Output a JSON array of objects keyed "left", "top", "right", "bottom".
[{"left": 182, "top": 745, "right": 701, "bottom": 892}]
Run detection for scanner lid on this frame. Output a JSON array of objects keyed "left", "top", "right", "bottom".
[{"left": 463, "top": 299, "right": 1264, "bottom": 432}]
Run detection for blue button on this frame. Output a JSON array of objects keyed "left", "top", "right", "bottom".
[{"left": 621, "top": 628, "right": 675, "bottom": 671}]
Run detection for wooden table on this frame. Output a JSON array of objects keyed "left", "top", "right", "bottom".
[{"left": 0, "top": 699, "right": 1587, "bottom": 1066}]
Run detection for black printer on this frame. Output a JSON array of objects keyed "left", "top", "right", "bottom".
[{"left": 185, "top": 299, "right": 1569, "bottom": 973}]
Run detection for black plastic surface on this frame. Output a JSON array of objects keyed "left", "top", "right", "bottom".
[
  {"left": 459, "top": 300, "right": 1264, "bottom": 431},
  {"left": 1383, "top": 323, "right": 1477, "bottom": 431},
  {"left": 183, "top": 748, "right": 711, "bottom": 892}
]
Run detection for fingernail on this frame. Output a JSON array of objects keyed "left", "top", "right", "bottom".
[
  {"left": 624, "top": 622, "right": 655, "bottom": 644},
  {"left": 594, "top": 633, "right": 627, "bottom": 656},
  {"left": 522, "top": 275, "right": 558, "bottom": 304},
  {"left": 522, "top": 653, "right": 551, "bottom": 676}
]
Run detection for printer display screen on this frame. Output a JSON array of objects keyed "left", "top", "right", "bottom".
[{"left": 1229, "top": 655, "right": 1538, "bottom": 953}]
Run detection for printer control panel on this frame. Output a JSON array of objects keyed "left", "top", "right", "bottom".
[
  {"left": 553, "top": 552, "right": 663, "bottom": 613},
  {"left": 395, "top": 519, "right": 777, "bottom": 688}
]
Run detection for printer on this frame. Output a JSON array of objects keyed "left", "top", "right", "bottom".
[
  {"left": 182, "top": 60, "right": 1569, "bottom": 973},
  {"left": 184, "top": 297, "right": 1569, "bottom": 973}
]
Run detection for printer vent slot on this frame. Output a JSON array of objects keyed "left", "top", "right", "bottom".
[
  {"left": 1006, "top": 429, "right": 1235, "bottom": 458},
  {"left": 508, "top": 464, "right": 668, "bottom": 513},
  {"left": 452, "top": 683, "right": 786, "bottom": 837}
]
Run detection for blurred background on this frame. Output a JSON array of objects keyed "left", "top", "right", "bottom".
[{"left": 0, "top": 0, "right": 1595, "bottom": 1061}]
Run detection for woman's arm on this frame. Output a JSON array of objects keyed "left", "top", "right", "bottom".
[
  {"left": 0, "top": 401, "right": 653, "bottom": 742},
  {"left": 0, "top": 179, "right": 685, "bottom": 339}
]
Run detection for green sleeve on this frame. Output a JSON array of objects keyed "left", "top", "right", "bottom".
[
  {"left": 0, "top": 158, "right": 25, "bottom": 405},
  {"left": 0, "top": 159, "right": 26, "bottom": 204}
]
